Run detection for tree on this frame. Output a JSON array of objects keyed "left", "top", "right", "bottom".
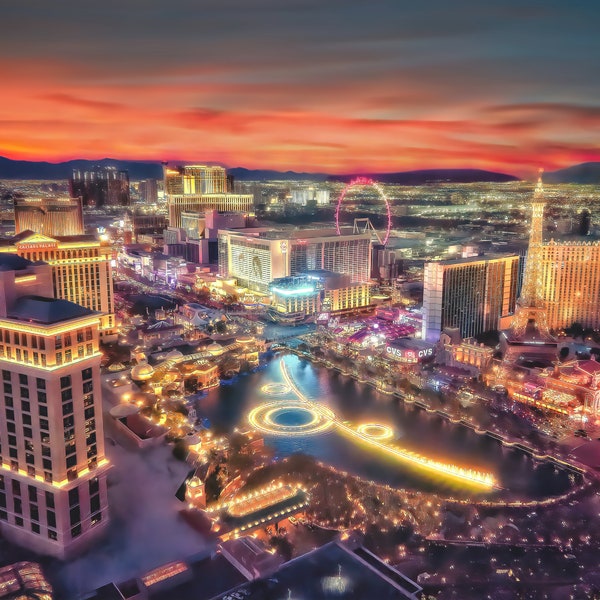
[
  {"left": 172, "top": 439, "right": 188, "bottom": 461},
  {"left": 215, "top": 320, "right": 227, "bottom": 334},
  {"left": 559, "top": 346, "right": 570, "bottom": 362},
  {"left": 567, "top": 322, "right": 584, "bottom": 339}
]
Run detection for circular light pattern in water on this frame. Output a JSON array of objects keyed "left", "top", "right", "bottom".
[
  {"left": 248, "top": 401, "right": 335, "bottom": 436},
  {"left": 260, "top": 383, "right": 291, "bottom": 396},
  {"left": 356, "top": 423, "right": 394, "bottom": 441}
]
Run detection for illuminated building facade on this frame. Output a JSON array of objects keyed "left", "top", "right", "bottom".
[
  {"left": 505, "top": 176, "right": 600, "bottom": 332},
  {"left": 0, "top": 255, "right": 109, "bottom": 558},
  {"left": 219, "top": 227, "right": 372, "bottom": 294},
  {"left": 538, "top": 241, "right": 600, "bottom": 330},
  {"left": 14, "top": 197, "right": 84, "bottom": 237},
  {"left": 164, "top": 165, "right": 253, "bottom": 228},
  {"left": 0, "top": 233, "right": 115, "bottom": 339},
  {"left": 69, "top": 166, "right": 130, "bottom": 207},
  {"left": 423, "top": 254, "right": 520, "bottom": 342},
  {"left": 502, "top": 176, "right": 557, "bottom": 361},
  {"left": 290, "top": 188, "right": 330, "bottom": 206},
  {"left": 269, "top": 271, "right": 371, "bottom": 319}
]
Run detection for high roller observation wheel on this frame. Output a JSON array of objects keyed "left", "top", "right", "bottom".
[{"left": 334, "top": 177, "right": 392, "bottom": 246}]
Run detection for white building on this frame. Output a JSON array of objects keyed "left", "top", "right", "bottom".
[
  {"left": 290, "top": 188, "right": 330, "bottom": 206},
  {"left": 218, "top": 227, "right": 372, "bottom": 294}
]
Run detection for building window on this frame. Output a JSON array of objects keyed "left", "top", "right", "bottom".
[
  {"left": 45, "top": 491, "right": 54, "bottom": 509},
  {"left": 69, "top": 506, "right": 80, "bottom": 526},
  {"left": 90, "top": 494, "right": 101, "bottom": 514},
  {"left": 71, "top": 524, "right": 82, "bottom": 538},
  {"left": 48, "top": 529, "right": 57, "bottom": 540},
  {"left": 82, "top": 367, "right": 92, "bottom": 380},
  {"left": 36, "top": 378, "right": 46, "bottom": 390},
  {"left": 47, "top": 510, "right": 56, "bottom": 528},
  {"left": 2, "top": 370, "right": 10, "bottom": 382},
  {"left": 60, "top": 375, "right": 71, "bottom": 389}
]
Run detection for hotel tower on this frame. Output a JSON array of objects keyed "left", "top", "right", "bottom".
[
  {"left": 0, "top": 255, "right": 109, "bottom": 558},
  {"left": 164, "top": 164, "right": 254, "bottom": 228}
]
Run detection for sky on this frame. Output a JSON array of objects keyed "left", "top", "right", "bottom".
[{"left": 1, "top": 0, "right": 600, "bottom": 176}]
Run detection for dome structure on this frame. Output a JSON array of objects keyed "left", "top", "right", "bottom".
[
  {"left": 130, "top": 362, "right": 155, "bottom": 381},
  {"left": 206, "top": 342, "right": 224, "bottom": 356}
]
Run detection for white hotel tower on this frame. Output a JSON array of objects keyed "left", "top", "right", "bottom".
[{"left": 0, "top": 254, "right": 109, "bottom": 558}]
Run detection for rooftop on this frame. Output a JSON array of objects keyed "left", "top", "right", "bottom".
[
  {"left": 8, "top": 295, "right": 94, "bottom": 324},
  {"left": 0, "top": 253, "right": 33, "bottom": 271},
  {"left": 427, "top": 252, "right": 518, "bottom": 266}
]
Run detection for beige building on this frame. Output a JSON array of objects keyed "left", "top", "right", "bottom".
[
  {"left": 164, "top": 165, "right": 253, "bottom": 228},
  {"left": 0, "top": 254, "right": 109, "bottom": 558},
  {"left": 539, "top": 240, "right": 600, "bottom": 330},
  {"left": 0, "top": 232, "right": 115, "bottom": 338},
  {"left": 14, "top": 197, "right": 84, "bottom": 237}
]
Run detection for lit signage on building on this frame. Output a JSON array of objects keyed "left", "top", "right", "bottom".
[{"left": 385, "top": 344, "right": 433, "bottom": 362}]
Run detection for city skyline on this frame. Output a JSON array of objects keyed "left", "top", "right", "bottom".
[{"left": 2, "top": 1, "right": 600, "bottom": 175}]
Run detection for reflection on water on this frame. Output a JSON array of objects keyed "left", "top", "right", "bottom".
[{"left": 197, "top": 355, "right": 574, "bottom": 499}]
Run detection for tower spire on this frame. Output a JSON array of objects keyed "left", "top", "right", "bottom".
[{"left": 504, "top": 169, "right": 554, "bottom": 341}]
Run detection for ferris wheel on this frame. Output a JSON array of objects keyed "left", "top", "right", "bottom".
[{"left": 334, "top": 177, "right": 391, "bottom": 246}]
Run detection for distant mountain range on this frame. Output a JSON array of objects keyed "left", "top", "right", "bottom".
[
  {"left": 545, "top": 162, "right": 600, "bottom": 185},
  {"left": 0, "top": 155, "right": 598, "bottom": 184},
  {"left": 0, "top": 156, "right": 518, "bottom": 184}
]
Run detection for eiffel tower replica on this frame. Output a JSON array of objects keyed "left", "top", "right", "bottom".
[{"left": 502, "top": 170, "right": 557, "bottom": 361}]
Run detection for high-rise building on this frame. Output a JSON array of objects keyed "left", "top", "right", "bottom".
[
  {"left": 164, "top": 165, "right": 253, "bottom": 228},
  {"left": 514, "top": 178, "right": 600, "bottom": 330},
  {"left": 69, "top": 167, "right": 130, "bottom": 207},
  {"left": 138, "top": 179, "right": 158, "bottom": 204},
  {"left": 422, "top": 254, "right": 520, "bottom": 342},
  {"left": 539, "top": 240, "right": 600, "bottom": 329},
  {"left": 0, "top": 254, "right": 109, "bottom": 558},
  {"left": 218, "top": 227, "right": 372, "bottom": 294},
  {"left": 14, "top": 197, "right": 84, "bottom": 237},
  {"left": 0, "top": 233, "right": 115, "bottom": 339}
]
